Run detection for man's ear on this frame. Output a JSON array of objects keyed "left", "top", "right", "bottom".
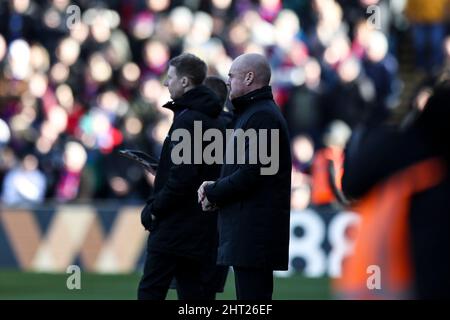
[
  {"left": 245, "top": 72, "right": 254, "bottom": 86},
  {"left": 181, "top": 76, "right": 190, "bottom": 88}
]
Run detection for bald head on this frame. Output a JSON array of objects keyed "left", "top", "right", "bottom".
[
  {"left": 227, "top": 53, "right": 272, "bottom": 100},
  {"left": 234, "top": 53, "right": 271, "bottom": 85}
]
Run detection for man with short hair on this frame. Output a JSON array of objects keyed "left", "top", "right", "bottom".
[
  {"left": 168, "top": 75, "right": 230, "bottom": 299},
  {"left": 138, "top": 53, "right": 224, "bottom": 300},
  {"left": 204, "top": 76, "right": 235, "bottom": 129},
  {"left": 198, "top": 53, "right": 292, "bottom": 300}
]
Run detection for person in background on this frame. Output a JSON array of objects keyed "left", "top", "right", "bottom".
[
  {"left": 1, "top": 153, "right": 46, "bottom": 206},
  {"left": 205, "top": 75, "right": 235, "bottom": 130},
  {"left": 335, "top": 74, "right": 450, "bottom": 299},
  {"left": 406, "top": 0, "right": 449, "bottom": 74},
  {"left": 310, "top": 120, "right": 351, "bottom": 208}
]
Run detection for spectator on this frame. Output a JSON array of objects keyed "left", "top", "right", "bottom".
[
  {"left": 324, "top": 57, "right": 376, "bottom": 128},
  {"left": 1, "top": 153, "right": 46, "bottom": 206},
  {"left": 284, "top": 58, "right": 326, "bottom": 144},
  {"left": 406, "top": 0, "right": 449, "bottom": 74},
  {"left": 362, "top": 30, "right": 400, "bottom": 114},
  {"left": 310, "top": 120, "right": 351, "bottom": 207}
]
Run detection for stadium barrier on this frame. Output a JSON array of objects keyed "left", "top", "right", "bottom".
[{"left": 0, "top": 204, "right": 359, "bottom": 277}]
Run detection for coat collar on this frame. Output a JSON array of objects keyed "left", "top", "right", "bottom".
[
  {"left": 163, "top": 85, "right": 222, "bottom": 118},
  {"left": 231, "top": 86, "right": 274, "bottom": 113}
]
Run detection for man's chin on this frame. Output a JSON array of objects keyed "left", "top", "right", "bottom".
[{"left": 170, "top": 93, "right": 182, "bottom": 100}]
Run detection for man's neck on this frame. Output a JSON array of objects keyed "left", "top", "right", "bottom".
[
  {"left": 242, "top": 84, "right": 265, "bottom": 96},
  {"left": 182, "top": 84, "right": 196, "bottom": 95}
]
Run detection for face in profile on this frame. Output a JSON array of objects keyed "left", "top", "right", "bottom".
[
  {"left": 227, "top": 61, "right": 247, "bottom": 100},
  {"left": 164, "top": 65, "right": 185, "bottom": 100}
]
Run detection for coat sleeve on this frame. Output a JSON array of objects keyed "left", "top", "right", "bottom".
[
  {"left": 205, "top": 111, "right": 280, "bottom": 206},
  {"left": 150, "top": 114, "right": 201, "bottom": 217}
]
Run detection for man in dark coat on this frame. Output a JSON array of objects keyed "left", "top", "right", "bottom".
[
  {"left": 137, "top": 53, "right": 224, "bottom": 300},
  {"left": 168, "top": 75, "right": 230, "bottom": 299},
  {"left": 198, "top": 53, "right": 292, "bottom": 300}
]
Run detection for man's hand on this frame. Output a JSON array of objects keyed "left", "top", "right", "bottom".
[
  {"left": 198, "top": 181, "right": 217, "bottom": 212},
  {"left": 141, "top": 201, "right": 156, "bottom": 231},
  {"left": 201, "top": 196, "right": 218, "bottom": 211},
  {"left": 198, "top": 181, "right": 214, "bottom": 203}
]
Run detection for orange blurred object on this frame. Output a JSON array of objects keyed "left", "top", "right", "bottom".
[{"left": 334, "top": 158, "right": 447, "bottom": 299}]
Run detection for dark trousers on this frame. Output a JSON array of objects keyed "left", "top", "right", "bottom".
[
  {"left": 411, "top": 23, "right": 445, "bottom": 71},
  {"left": 170, "top": 264, "right": 229, "bottom": 300},
  {"left": 233, "top": 266, "right": 273, "bottom": 300},
  {"left": 137, "top": 251, "right": 207, "bottom": 300}
]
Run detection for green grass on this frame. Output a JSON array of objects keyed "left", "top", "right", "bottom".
[{"left": 0, "top": 270, "right": 330, "bottom": 300}]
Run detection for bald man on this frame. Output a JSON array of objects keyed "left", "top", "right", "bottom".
[{"left": 198, "top": 54, "right": 292, "bottom": 300}]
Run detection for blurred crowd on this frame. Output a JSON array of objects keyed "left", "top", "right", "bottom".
[{"left": 0, "top": 0, "right": 449, "bottom": 207}]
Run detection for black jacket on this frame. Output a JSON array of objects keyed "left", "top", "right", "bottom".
[
  {"left": 205, "top": 86, "right": 292, "bottom": 270},
  {"left": 142, "top": 85, "right": 224, "bottom": 259}
]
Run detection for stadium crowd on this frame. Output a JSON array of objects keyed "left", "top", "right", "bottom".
[{"left": 0, "top": 0, "right": 449, "bottom": 207}]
